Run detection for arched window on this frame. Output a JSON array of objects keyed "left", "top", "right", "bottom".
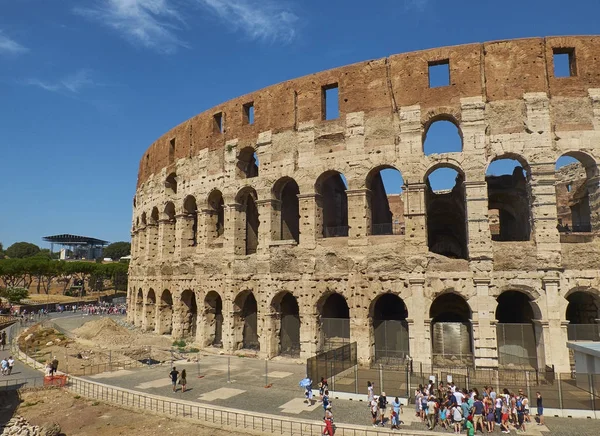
[
  {"left": 371, "top": 293, "right": 409, "bottom": 365},
  {"left": 318, "top": 293, "right": 350, "bottom": 350},
  {"left": 158, "top": 290, "right": 173, "bottom": 335},
  {"left": 555, "top": 153, "right": 599, "bottom": 234},
  {"left": 165, "top": 172, "right": 177, "bottom": 195},
  {"left": 423, "top": 119, "right": 462, "bottom": 155},
  {"left": 237, "top": 147, "right": 259, "bottom": 179},
  {"left": 486, "top": 157, "right": 531, "bottom": 241},
  {"left": 316, "top": 171, "right": 348, "bottom": 238},
  {"left": 236, "top": 188, "right": 259, "bottom": 255},
  {"left": 207, "top": 190, "right": 225, "bottom": 243},
  {"left": 566, "top": 291, "right": 600, "bottom": 341},
  {"left": 425, "top": 166, "right": 468, "bottom": 259},
  {"left": 234, "top": 291, "right": 259, "bottom": 350},
  {"left": 204, "top": 291, "right": 223, "bottom": 347},
  {"left": 366, "top": 166, "right": 404, "bottom": 236},
  {"left": 180, "top": 290, "right": 198, "bottom": 339},
  {"left": 271, "top": 292, "right": 301, "bottom": 357},
  {"left": 183, "top": 195, "right": 198, "bottom": 247},
  {"left": 273, "top": 178, "right": 300, "bottom": 243},
  {"left": 430, "top": 293, "right": 473, "bottom": 365}
]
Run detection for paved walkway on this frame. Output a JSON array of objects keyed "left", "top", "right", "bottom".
[{"left": 9, "top": 316, "right": 600, "bottom": 435}]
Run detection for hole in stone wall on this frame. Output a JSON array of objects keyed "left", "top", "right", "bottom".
[
  {"left": 169, "top": 138, "right": 175, "bottom": 164},
  {"left": 423, "top": 120, "right": 462, "bottom": 155},
  {"left": 367, "top": 167, "right": 405, "bottom": 236},
  {"left": 553, "top": 48, "right": 576, "bottom": 78},
  {"left": 214, "top": 112, "right": 223, "bottom": 133},
  {"left": 317, "top": 171, "right": 348, "bottom": 238},
  {"left": 243, "top": 102, "right": 254, "bottom": 125},
  {"left": 555, "top": 154, "right": 596, "bottom": 234},
  {"left": 428, "top": 59, "right": 450, "bottom": 88},
  {"left": 322, "top": 84, "right": 339, "bottom": 120},
  {"left": 237, "top": 147, "right": 259, "bottom": 179}
]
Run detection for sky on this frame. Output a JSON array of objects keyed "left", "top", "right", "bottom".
[{"left": 0, "top": 0, "right": 597, "bottom": 248}]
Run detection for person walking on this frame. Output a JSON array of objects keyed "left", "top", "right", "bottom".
[
  {"left": 51, "top": 356, "right": 59, "bottom": 375},
  {"left": 322, "top": 405, "right": 334, "bottom": 435},
  {"left": 180, "top": 369, "right": 187, "bottom": 393},
  {"left": 169, "top": 367, "right": 179, "bottom": 392},
  {"left": 426, "top": 395, "right": 437, "bottom": 430},
  {"left": 0, "top": 331, "right": 6, "bottom": 351},
  {"left": 452, "top": 404, "right": 463, "bottom": 434},
  {"left": 471, "top": 395, "right": 485, "bottom": 434},
  {"left": 378, "top": 391, "right": 388, "bottom": 426},
  {"left": 370, "top": 396, "right": 379, "bottom": 427},
  {"left": 7, "top": 356, "right": 14, "bottom": 375},
  {"left": 391, "top": 396, "right": 402, "bottom": 428},
  {"left": 367, "top": 381, "right": 374, "bottom": 402},
  {"left": 536, "top": 392, "right": 544, "bottom": 426}
]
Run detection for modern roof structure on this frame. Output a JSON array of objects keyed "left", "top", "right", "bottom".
[{"left": 43, "top": 234, "right": 109, "bottom": 245}]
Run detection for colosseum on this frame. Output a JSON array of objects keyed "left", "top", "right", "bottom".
[{"left": 128, "top": 36, "right": 600, "bottom": 373}]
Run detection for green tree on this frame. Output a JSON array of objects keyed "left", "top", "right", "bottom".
[
  {"left": 0, "top": 259, "right": 33, "bottom": 289},
  {"left": 0, "top": 287, "right": 29, "bottom": 303},
  {"left": 0, "top": 242, "right": 5, "bottom": 259},
  {"left": 102, "top": 241, "right": 131, "bottom": 260},
  {"left": 5, "top": 242, "right": 40, "bottom": 259}
]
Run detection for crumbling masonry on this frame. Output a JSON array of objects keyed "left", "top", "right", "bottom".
[{"left": 128, "top": 36, "right": 600, "bottom": 372}]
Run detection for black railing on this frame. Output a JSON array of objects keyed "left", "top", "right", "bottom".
[
  {"left": 371, "top": 223, "right": 405, "bottom": 236},
  {"left": 306, "top": 342, "right": 357, "bottom": 385},
  {"left": 558, "top": 223, "right": 592, "bottom": 233},
  {"left": 323, "top": 226, "right": 349, "bottom": 238}
]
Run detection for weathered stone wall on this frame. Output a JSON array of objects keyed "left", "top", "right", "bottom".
[{"left": 128, "top": 36, "right": 600, "bottom": 372}]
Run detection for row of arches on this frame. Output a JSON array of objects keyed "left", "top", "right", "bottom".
[{"left": 130, "top": 287, "right": 599, "bottom": 367}]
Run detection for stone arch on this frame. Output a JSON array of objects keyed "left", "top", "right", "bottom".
[
  {"left": 141, "top": 212, "right": 147, "bottom": 226},
  {"left": 183, "top": 195, "right": 198, "bottom": 247},
  {"left": 495, "top": 289, "right": 542, "bottom": 369},
  {"left": 233, "top": 290, "right": 260, "bottom": 351},
  {"left": 424, "top": 163, "right": 468, "bottom": 259},
  {"left": 150, "top": 207, "right": 159, "bottom": 224},
  {"left": 422, "top": 113, "right": 463, "bottom": 155},
  {"left": 206, "top": 189, "right": 225, "bottom": 242},
  {"left": 370, "top": 293, "right": 409, "bottom": 364},
  {"left": 565, "top": 288, "right": 600, "bottom": 341},
  {"left": 165, "top": 172, "right": 177, "bottom": 195},
  {"left": 236, "top": 146, "right": 259, "bottom": 179},
  {"left": 135, "top": 288, "right": 144, "bottom": 327},
  {"left": 429, "top": 292, "right": 473, "bottom": 365},
  {"left": 236, "top": 187, "right": 260, "bottom": 255},
  {"left": 157, "top": 289, "right": 173, "bottom": 335},
  {"left": 273, "top": 177, "right": 300, "bottom": 243},
  {"left": 366, "top": 165, "right": 405, "bottom": 236},
  {"left": 315, "top": 170, "right": 349, "bottom": 238},
  {"left": 486, "top": 154, "right": 532, "bottom": 241},
  {"left": 161, "top": 202, "right": 176, "bottom": 256},
  {"left": 317, "top": 291, "right": 350, "bottom": 350},
  {"left": 271, "top": 291, "right": 301, "bottom": 357},
  {"left": 180, "top": 289, "right": 198, "bottom": 339},
  {"left": 202, "top": 291, "right": 223, "bottom": 347}
]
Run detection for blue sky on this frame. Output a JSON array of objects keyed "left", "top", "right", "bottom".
[{"left": 0, "top": 0, "right": 596, "bottom": 248}]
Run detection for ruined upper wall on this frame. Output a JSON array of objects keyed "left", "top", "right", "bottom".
[{"left": 137, "top": 36, "right": 600, "bottom": 188}]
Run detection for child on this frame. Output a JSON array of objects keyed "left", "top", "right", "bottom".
[{"left": 438, "top": 404, "right": 448, "bottom": 430}]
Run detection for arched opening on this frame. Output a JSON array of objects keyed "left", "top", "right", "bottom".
[
  {"left": 237, "top": 147, "right": 259, "bottom": 179},
  {"left": 183, "top": 195, "right": 198, "bottom": 247},
  {"left": 316, "top": 171, "right": 348, "bottom": 238},
  {"left": 234, "top": 291, "right": 260, "bottom": 350},
  {"left": 372, "top": 293, "right": 409, "bottom": 365},
  {"left": 207, "top": 190, "right": 225, "bottom": 243},
  {"left": 496, "top": 291, "right": 540, "bottom": 369},
  {"left": 430, "top": 293, "right": 473, "bottom": 365},
  {"left": 273, "top": 178, "right": 300, "bottom": 243},
  {"left": 367, "top": 166, "right": 405, "bottom": 236},
  {"left": 204, "top": 291, "right": 223, "bottom": 347},
  {"left": 237, "top": 188, "right": 260, "bottom": 255},
  {"left": 486, "top": 157, "right": 531, "bottom": 241},
  {"left": 141, "top": 212, "right": 147, "bottom": 226},
  {"left": 180, "top": 290, "right": 198, "bottom": 339},
  {"left": 158, "top": 290, "right": 173, "bottom": 335},
  {"left": 165, "top": 172, "right": 177, "bottom": 195},
  {"left": 566, "top": 291, "right": 600, "bottom": 341},
  {"left": 135, "top": 289, "right": 143, "bottom": 327},
  {"left": 272, "top": 292, "right": 301, "bottom": 357},
  {"left": 162, "top": 202, "right": 176, "bottom": 256},
  {"left": 319, "top": 293, "right": 350, "bottom": 350},
  {"left": 145, "top": 289, "right": 156, "bottom": 332},
  {"left": 423, "top": 119, "right": 462, "bottom": 155},
  {"left": 425, "top": 166, "right": 468, "bottom": 259},
  {"left": 555, "top": 153, "right": 599, "bottom": 234}
]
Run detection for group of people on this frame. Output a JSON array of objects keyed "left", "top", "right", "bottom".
[
  {"left": 44, "top": 356, "right": 60, "bottom": 377},
  {"left": 0, "top": 356, "right": 14, "bottom": 375},
  {"left": 367, "top": 381, "right": 404, "bottom": 429},
  {"left": 414, "top": 381, "right": 544, "bottom": 434},
  {"left": 71, "top": 303, "right": 127, "bottom": 315}
]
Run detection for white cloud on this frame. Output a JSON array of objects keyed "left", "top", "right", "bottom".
[
  {"left": 0, "top": 32, "right": 28, "bottom": 55},
  {"left": 76, "top": 0, "right": 298, "bottom": 53},
  {"left": 196, "top": 0, "right": 298, "bottom": 42},
  {"left": 74, "top": 0, "right": 187, "bottom": 54},
  {"left": 24, "top": 69, "right": 95, "bottom": 94}
]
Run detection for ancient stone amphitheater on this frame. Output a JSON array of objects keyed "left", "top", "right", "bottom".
[{"left": 128, "top": 36, "right": 600, "bottom": 373}]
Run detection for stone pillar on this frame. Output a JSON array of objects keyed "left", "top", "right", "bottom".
[
  {"left": 158, "top": 219, "right": 176, "bottom": 260},
  {"left": 346, "top": 189, "right": 370, "bottom": 242},
  {"left": 262, "top": 312, "right": 279, "bottom": 358},
  {"left": 145, "top": 223, "right": 158, "bottom": 261},
  {"left": 256, "top": 199, "right": 277, "bottom": 254},
  {"left": 530, "top": 165, "right": 562, "bottom": 268},
  {"left": 300, "top": 303, "right": 319, "bottom": 360},
  {"left": 404, "top": 183, "right": 427, "bottom": 250},
  {"left": 142, "top": 302, "right": 155, "bottom": 332},
  {"left": 464, "top": 181, "right": 493, "bottom": 264},
  {"left": 297, "top": 194, "right": 320, "bottom": 248},
  {"left": 221, "top": 297, "right": 236, "bottom": 353},
  {"left": 586, "top": 175, "right": 600, "bottom": 231},
  {"left": 471, "top": 278, "right": 498, "bottom": 368},
  {"left": 171, "top": 293, "right": 183, "bottom": 339},
  {"left": 137, "top": 227, "right": 147, "bottom": 259},
  {"left": 177, "top": 214, "right": 197, "bottom": 255},
  {"left": 407, "top": 278, "right": 430, "bottom": 365},
  {"left": 223, "top": 203, "right": 242, "bottom": 255},
  {"left": 351, "top": 306, "right": 371, "bottom": 366},
  {"left": 542, "top": 277, "right": 570, "bottom": 372}
]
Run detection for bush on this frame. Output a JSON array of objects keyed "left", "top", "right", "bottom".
[
  {"left": 172, "top": 340, "right": 186, "bottom": 347},
  {"left": 188, "top": 347, "right": 200, "bottom": 353}
]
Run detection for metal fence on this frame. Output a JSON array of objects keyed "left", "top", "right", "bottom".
[
  {"left": 371, "top": 223, "right": 405, "bottom": 236},
  {"left": 320, "top": 318, "right": 350, "bottom": 350},
  {"left": 306, "top": 342, "right": 357, "bottom": 389},
  {"left": 323, "top": 226, "right": 349, "bottom": 238},
  {"left": 0, "top": 377, "right": 46, "bottom": 391},
  {"left": 568, "top": 324, "right": 600, "bottom": 341}
]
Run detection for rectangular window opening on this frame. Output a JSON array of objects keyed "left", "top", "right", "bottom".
[
  {"left": 553, "top": 48, "right": 576, "bottom": 78},
  {"left": 214, "top": 112, "right": 223, "bottom": 133},
  {"left": 169, "top": 138, "right": 175, "bottom": 163},
  {"left": 428, "top": 60, "right": 450, "bottom": 88},
  {"left": 243, "top": 102, "right": 254, "bottom": 125},
  {"left": 322, "top": 84, "right": 339, "bottom": 120}
]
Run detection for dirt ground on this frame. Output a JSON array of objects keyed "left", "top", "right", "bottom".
[
  {"left": 19, "top": 319, "right": 184, "bottom": 375},
  {"left": 2, "top": 388, "right": 251, "bottom": 436}
]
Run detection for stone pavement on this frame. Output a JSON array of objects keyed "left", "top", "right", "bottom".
[{"left": 12, "top": 316, "right": 600, "bottom": 435}]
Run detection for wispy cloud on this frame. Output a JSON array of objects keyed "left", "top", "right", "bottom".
[
  {"left": 24, "top": 69, "right": 96, "bottom": 94},
  {"left": 0, "top": 31, "right": 28, "bottom": 55},
  {"left": 196, "top": 0, "right": 298, "bottom": 42},
  {"left": 75, "top": 0, "right": 298, "bottom": 54},
  {"left": 74, "top": 0, "right": 187, "bottom": 54}
]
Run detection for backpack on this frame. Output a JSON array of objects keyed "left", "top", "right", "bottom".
[
  {"left": 378, "top": 396, "right": 387, "bottom": 408},
  {"left": 516, "top": 398, "right": 523, "bottom": 411}
]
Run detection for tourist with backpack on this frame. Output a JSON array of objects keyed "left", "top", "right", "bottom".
[{"left": 378, "top": 391, "right": 388, "bottom": 426}]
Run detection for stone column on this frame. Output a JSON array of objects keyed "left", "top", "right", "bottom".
[
  {"left": 350, "top": 305, "right": 371, "bottom": 366},
  {"left": 221, "top": 296, "right": 236, "bottom": 353},
  {"left": 586, "top": 175, "right": 600, "bottom": 231},
  {"left": 297, "top": 193, "right": 320, "bottom": 248},
  {"left": 471, "top": 278, "right": 498, "bottom": 368},
  {"left": 407, "top": 278, "right": 430, "bottom": 365},
  {"left": 223, "top": 203, "right": 242, "bottom": 255},
  {"left": 171, "top": 292, "right": 184, "bottom": 340},
  {"left": 542, "top": 277, "right": 570, "bottom": 372},
  {"left": 404, "top": 183, "right": 427, "bottom": 250},
  {"left": 145, "top": 223, "right": 158, "bottom": 261},
  {"left": 464, "top": 181, "right": 493, "bottom": 264},
  {"left": 158, "top": 219, "right": 175, "bottom": 260},
  {"left": 142, "top": 301, "right": 155, "bottom": 332},
  {"left": 300, "top": 299, "right": 319, "bottom": 360},
  {"left": 346, "top": 189, "right": 370, "bottom": 242},
  {"left": 137, "top": 227, "right": 147, "bottom": 259},
  {"left": 256, "top": 199, "right": 278, "bottom": 254}
]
